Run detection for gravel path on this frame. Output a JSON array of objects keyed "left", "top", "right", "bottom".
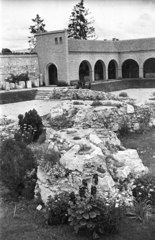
[
  {"left": 0, "top": 88, "right": 155, "bottom": 120},
  {"left": 0, "top": 100, "right": 65, "bottom": 120}
]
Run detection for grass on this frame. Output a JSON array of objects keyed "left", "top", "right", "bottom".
[
  {"left": 0, "top": 90, "right": 37, "bottom": 104},
  {"left": 0, "top": 194, "right": 155, "bottom": 240},
  {"left": 120, "top": 127, "right": 155, "bottom": 172}
]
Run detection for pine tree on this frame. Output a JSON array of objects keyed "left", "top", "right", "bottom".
[
  {"left": 28, "top": 14, "right": 47, "bottom": 51},
  {"left": 67, "top": 0, "right": 96, "bottom": 40}
]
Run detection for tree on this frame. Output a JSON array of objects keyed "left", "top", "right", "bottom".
[
  {"left": 28, "top": 14, "right": 47, "bottom": 51},
  {"left": 2, "top": 48, "right": 12, "bottom": 54},
  {"left": 67, "top": 0, "right": 96, "bottom": 40}
]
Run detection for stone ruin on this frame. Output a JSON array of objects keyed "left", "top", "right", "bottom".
[
  {"left": 1, "top": 88, "right": 155, "bottom": 205},
  {"left": 34, "top": 88, "right": 155, "bottom": 204}
]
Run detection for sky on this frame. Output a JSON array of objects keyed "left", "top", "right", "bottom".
[{"left": 0, "top": 0, "right": 155, "bottom": 51}]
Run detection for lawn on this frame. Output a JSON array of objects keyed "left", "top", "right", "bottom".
[
  {"left": 0, "top": 195, "right": 155, "bottom": 240},
  {"left": 1, "top": 128, "right": 155, "bottom": 240}
]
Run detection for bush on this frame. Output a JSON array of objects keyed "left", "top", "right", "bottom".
[
  {"left": 132, "top": 172, "right": 155, "bottom": 207},
  {"left": 14, "top": 109, "right": 44, "bottom": 144},
  {"left": 0, "top": 138, "right": 36, "bottom": 198},
  {"left": 30, "top": 143, "right": 60, "bottom": 168},
  {"left": 119, "top": 92, "right": 128, "bottom": 98},
  {"left": 126, "top": 199, "right": 152, "bottom": 222},
  {"left": 46, "top": 192, "right": 70, "bottom": 225},
  {"left": 6, "top": 73, "right": 29, "bottom": 84},
  {"left": 68, "top": 178, "right": 124, "bottom": 239},
  {"left": 73, "top": 101, "right": 84, "bottom": 105},
  {"left": 57, "top": 81, "right": 69, "bottom": 87},
  {"left": 91, "top": 100, "right": 103, "bottom": 107}
]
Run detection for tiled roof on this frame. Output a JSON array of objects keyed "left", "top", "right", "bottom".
[{"left": 68, "top": 37, "right": 155, "bottom": 53}]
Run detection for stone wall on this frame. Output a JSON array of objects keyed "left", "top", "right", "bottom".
[{"left": 0, "top": 54, "right": 39, "bottom": 85}]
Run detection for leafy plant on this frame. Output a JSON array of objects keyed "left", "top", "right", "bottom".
[
  {"left": 132, "top": 172, "right": 155, "bottom": 206},
  {"left": 14, "top": 109, "right": 44, "bottom": 144},
  {"left": 46, "top": 192, "right": 70, "bottom": 225},
  {"left": 119, "top": 92, "right": 128, "bottom": 98},
  {"left": 68, "top": 178, "right": 124, "bottom": 239},
  {"left": 0, "top": 138, "right": 36, "bottom": 198},
  {"left": 126, "top": 199, "right": 152, "bottom": 222}
]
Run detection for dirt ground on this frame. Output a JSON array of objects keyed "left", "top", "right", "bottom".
[{"left": 0, "top": 88, "right": 155, "bottom": 120}]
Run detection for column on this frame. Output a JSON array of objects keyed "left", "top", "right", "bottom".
[{"left": 139, "top": 66, "right": 143, "bottom": 78}]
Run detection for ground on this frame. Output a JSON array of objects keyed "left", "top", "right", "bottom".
[
  {"left": 0, "top": 88, "right": 155, "bottom": 119},
  {"left": 0, "top": 88, "right": 155, "bottom": 240}
]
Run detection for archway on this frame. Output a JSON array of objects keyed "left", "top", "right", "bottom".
[
  {"left": 48, "top": 64, "right": 58, "bottom": 85},
  {"left": 79, "top": 60, "right": 92, "bottom": 82},
  {"left": 122, "top": 59, "right": 139, "bottom": 78},
  {"left": 108, "top": 60, "right": 118, "bottom": 79},
  {"left": 94, "top": 60, "right": 105, "bottom": 81},
  {"left": 143, "top": 58, "right": 155, "bottom": 78}
]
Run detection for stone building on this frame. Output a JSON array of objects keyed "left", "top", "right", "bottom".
[{"left": 35, "top": 29, "right": 155, "bottom": 86}]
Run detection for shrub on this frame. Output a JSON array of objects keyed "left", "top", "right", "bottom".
[
  {"left": 0, "top": 138, "right": 36, "bottom": 198},
  {"left": 57, "top": 81, "right": 69, "bottom": 87},
  {"left": 14, "top": 109, "right": 44, "bottom": 144},
  {"left": 68, "top": 179, "right": 124, "bottom": 239},
  {"left": 118, "top": 116, "right": 130, "bottom": 137},
  {"left": 91, "top": 100, "right": 103, "bottom": 107},
  {"left": 73, "top": 101, "right": 84, "bottom": 105},
  {"left": 30, "top": 143, "right": 60, "bottom": 168},
  {"left": 132, "top": 172, "right": 155, "bottom": 207},
  {"left": 119, "top": 92, "right": 128, "bottom": 98},
  {"left": 46, "top": 192, "right": 70, "bottom": 225},
  {"left": 6, "top": 73, "right": 29, "bottom": 84},
  {"left": 126, "top": 199, "right": 152, "bottom": 222}
]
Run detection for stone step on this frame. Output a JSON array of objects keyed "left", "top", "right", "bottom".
[{"left": 34, "top": 90, "right": 52, "bottom": 100}]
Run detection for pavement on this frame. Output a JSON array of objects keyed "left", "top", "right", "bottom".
[{"left": 0, "top": 88, "right": 155, "bottom": 120}]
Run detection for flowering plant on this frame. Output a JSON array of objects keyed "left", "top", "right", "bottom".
[
  {"left": 68, "top": 177, "right": 125, "bottom": 239},
  {"left": 132, "top": 172, "right": 155, "bottom": 206},
  {"left": 46, "top": 192, "right": 69, "bottom": 225}
]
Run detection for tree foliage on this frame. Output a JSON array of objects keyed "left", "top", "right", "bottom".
[
  {"left": 67, "top": 0, "right": 96, "bottom": 40},
  {"left": 28, "top": 14, "right": 47, "bottom": 51},
  {"left": 2, "top": 48, "right": 12, "bottom": 55}
]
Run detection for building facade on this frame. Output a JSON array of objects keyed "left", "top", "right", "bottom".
[{"left": 35, "top": 29, "right": 155, "bottom": 86}]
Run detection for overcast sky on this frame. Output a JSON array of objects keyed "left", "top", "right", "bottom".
[{"left": 1, "top": 0, "right": 155, "bottom": 51}]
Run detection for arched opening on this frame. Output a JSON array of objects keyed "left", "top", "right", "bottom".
[
  {"left": 79, "top": 60, "right": 92, "bottom": 82},
  {"left": 108, "top": 60, "right": 118, "bottom": 79},
  {"left": 48, "top": 64, "right": 58, "bottom": 85},
  {"left": 122, "top": 59, "right": 139, "bottom": 78},
  {"left": 143, "top": 58, "right": 155, "bottom": 78},
  {"left": 94, "top": 60, "right": 105, "bottom": 81}
]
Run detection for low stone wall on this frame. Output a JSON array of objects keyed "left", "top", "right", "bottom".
[
  {"left": 0, "top": 55, "right": 41, "bottom": 89},
  {"left": 91, "top": 79, "right": 155, "bottom": 92}
]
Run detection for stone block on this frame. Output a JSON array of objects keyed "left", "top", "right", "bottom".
[
  {"left": 39, "top": 73, "right": 44, "bottom": 86},
  {"left": 18, "top": 81, "right": 25, "bottom": 88},
  {"left": 126, "top": 104, "right": 134, "bottom": 114},
  {"left": 32, "top": 79, "right": 39, "bottom": 87},
  {"left": 5, "top": 82, "right": 10, "bottom": 91},
  {"left": 26, "top": 80, "right": 32, "bottom": 88},
  {"left": 10, "top": 83, "right": 15, "bottom": 89}
]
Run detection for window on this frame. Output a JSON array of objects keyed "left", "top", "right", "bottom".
[
  {"left": 55, "top": 37, "right": 58, "bottom": 44},
  {"left": 59, "top": 37, "right": 63, "bottom": 44}
]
